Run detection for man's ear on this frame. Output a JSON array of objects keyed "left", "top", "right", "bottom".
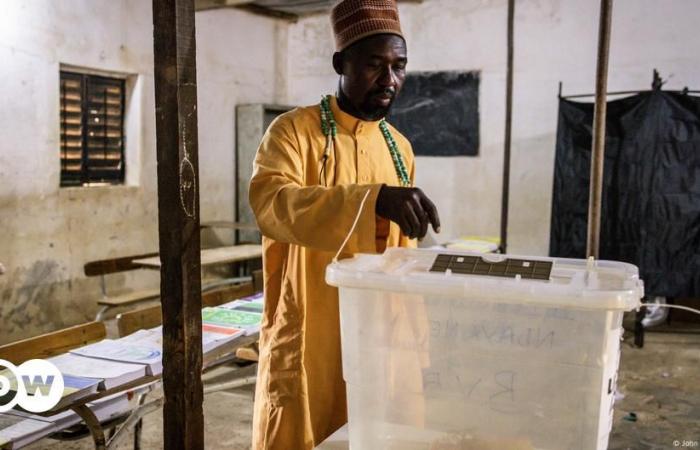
[{"left": 332, "top": 52, "right": 343, "bottom": 75}]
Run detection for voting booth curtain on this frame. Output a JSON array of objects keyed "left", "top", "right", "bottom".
[{"left": 550, "top": 90, "right": 700, "bottom": 298}]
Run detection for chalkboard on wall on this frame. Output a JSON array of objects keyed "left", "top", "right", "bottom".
[{"left": 387, "top": 71, "right": 479, "bottom": 157}]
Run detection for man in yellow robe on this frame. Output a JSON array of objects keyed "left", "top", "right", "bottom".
[{"left": 249, "top": 1, "right": 440, "bottom": 448}]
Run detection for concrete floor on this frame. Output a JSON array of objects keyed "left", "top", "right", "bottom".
[
  {"left": 26, "top": 324, "right": 700, "bottom": 450},
  {"left": 609, "top": 328, "right": 700, "bottom": 450}
]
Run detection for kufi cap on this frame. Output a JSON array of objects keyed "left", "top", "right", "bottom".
[{"left": 331, "top": 0, "right": 404, "bottom": 52}]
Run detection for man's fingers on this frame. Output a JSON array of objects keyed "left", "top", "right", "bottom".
[
  {"left": 419, "top": 193, "right": 441, "bottom": 233},
  {"left": 419, "top": 211, "right": 428, "bottom": 239},
  {"left": 398, "top": 214, "right": 413, "bottom": 238},
  {"left": 411, "top": 197, "right": 429, "bottom": 239},
  {"left": 397, "top": 207, "right": 413, "bottom": 238},
  {"left": 403, "top": 203, "right": 421, "bottom": 239}
]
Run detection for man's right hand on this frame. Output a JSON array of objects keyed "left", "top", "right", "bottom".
[{"left": 375, "top": 185, "right": 441, "bottom": 240}]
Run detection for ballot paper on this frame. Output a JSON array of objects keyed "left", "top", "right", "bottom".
[
  {"left": 219, "top": 292, "right": 264, "bottom": 308},
  {"left": 48, "top": 353, "right": 147, "bottom": 390},
  {"left": 71, "top": 332, "right": 163, "bottom": 377},
  {"left": 201, "top": 326, "right": 246, "bottom": 353},
  {"left": 87, "top": 393, "right": 131, "bottom": 424},
  {"left": 244, "top": 292, "right": 264, "bottom": 304},
  {"left": 119, "top": 328, "right": 163, "bottom": 348},
  {"left": 0, "top": 413, "right": 57, "bottom": 448},
  {"left": 219, "top": 299, "right": 264, "bottom": 314},
  {"left": 141, "top": 325, "right": 245, "bottom": 354},
  {"left": 0, "top": 370, "right": 100, "bottom": 413},
  {"left": 202, "top": 307, "right": 262, "bottom": 336}
]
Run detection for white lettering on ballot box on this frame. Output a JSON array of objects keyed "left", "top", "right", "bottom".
[{"left": 326, "top": 249, "right": 643, "bottom": 450}]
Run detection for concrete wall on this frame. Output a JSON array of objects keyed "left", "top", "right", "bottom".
[
  {"left": 0, "top": 1, "right": 284, "bottom": 343},
  {"left": 284, "top": 0, "right": 700, "bottom": 255}
]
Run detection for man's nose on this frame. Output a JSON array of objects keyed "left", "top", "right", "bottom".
[{"left": 377, "top": 66, "right": 397, "bottom": 88}]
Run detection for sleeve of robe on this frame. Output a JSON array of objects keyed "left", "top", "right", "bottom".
[{"left": 249, "top": 115, "right": 385, "bottom": 254}]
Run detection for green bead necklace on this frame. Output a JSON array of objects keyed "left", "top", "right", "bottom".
[{"left": 320, "top": 95, "right": 410, "bottom": 187}]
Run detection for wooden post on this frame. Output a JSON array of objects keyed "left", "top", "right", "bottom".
[
  {"left": 500, "top": 0, "right": 515, "bottom": 254},
  {"left": 152, "top": 0, "right": 204, "bottom": 449},
  {"left": 587, "top": 0, "right": 613, "bottom": 259}
]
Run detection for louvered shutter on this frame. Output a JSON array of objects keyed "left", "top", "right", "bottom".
[{"left": 60, "top": 71, "right": 125, "bottom": 186}]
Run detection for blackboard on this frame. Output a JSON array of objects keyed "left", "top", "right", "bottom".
[{"left": 387, "top": 71, "right": 480, "bottom": 157}]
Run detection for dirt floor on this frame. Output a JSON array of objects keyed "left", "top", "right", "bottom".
[
  {"left": 26, "top": 322, "right": 700, "bottom": 450},
  {"left": 609, "top": 326, "right": 700, "bottom": 450}
]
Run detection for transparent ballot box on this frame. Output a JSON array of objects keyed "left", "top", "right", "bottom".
[{"left": 326, "top": 248, "right": 643, "bottom": 450}]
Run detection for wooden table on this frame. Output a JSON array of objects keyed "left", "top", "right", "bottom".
[
  {"left": 10, "top": 334, "right": 261, "bottom": 450},
  {"left": 132, "top": 244, "right": 262, "bottom": 269},
  {"left": 200, "top": 221, "right": 259, "bottom": 232}
]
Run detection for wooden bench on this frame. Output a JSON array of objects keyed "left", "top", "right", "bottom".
[
  {"left": 84, "top": 252, "right": 160, "bottom": 321},
  {"left": 0, "top": 321, "right": 106, "bottom": 365},
  {"left": 86, "top": 249, "right": 262, "bottom": 321}
]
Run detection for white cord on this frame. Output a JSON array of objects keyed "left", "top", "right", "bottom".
[
  {"left": 645, "top": 303, "right": 700, "bottom": 317},
  {"left": 333, "top": 188, "right": 373, "bottom": 263}
]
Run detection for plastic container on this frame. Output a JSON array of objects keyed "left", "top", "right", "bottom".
[{"left": 326, "top": 248, "right": 643, "bottom": 450}]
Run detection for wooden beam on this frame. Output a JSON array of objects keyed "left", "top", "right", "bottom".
[
  {"left": 236, "top": 3, "right": 298, "bottom": 22},
  {"left": 194, "top": 0, "right": 254, "bottom": 12},
  {"left": 586, "top": 0, "right": 613, "bottom": 259},
  {"left": 152, "top": 0, "right": 204, "bottom": 449}
]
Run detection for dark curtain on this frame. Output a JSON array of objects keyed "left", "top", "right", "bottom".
[{"left": 550, "top": 90, "right": 700, "bottom": 298}]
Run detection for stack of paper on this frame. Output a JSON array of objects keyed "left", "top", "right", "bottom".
[
  {"left": 201, "top": 327, "right": 246, "bottom": 353},
  {"left": 220, "top": 292, "right": 263, "bottom": 307},
  {"left": 0, "top": 370, "right": 100, "bottom": 413},
  {"left": 48, "top": 353, "right": 147, "bottom": 390},
  {"left": 0, "top": 413, "right": 57, "bottom": 448},
  {"left": 71, "top": 329, "right": 163, "bottom": 376},
  {"left": 86, "top": 393, "right": 131, "bottom": 423},
  {"left": 220, "top": 299, "right": 263, "bottom": 314},
  {"left": 202, "top": 306, "right": 262, "bottom": 336},
  {"left": 137, "top": 324, "right": 246, "bottom": 355},
  {"left": 241, "top": 292, "right": 264, "bottom": 304}
]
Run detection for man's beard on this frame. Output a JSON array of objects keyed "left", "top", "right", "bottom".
[{"left": 359, "top": 88, "right": 396, "bottom": 120}]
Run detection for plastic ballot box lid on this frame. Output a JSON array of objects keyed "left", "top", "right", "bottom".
[{"left": 326, "top": 248, "right": 643, "bottom": 311}]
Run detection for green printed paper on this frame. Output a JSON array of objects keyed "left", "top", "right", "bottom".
[{"left": 202, "top": 307, "right": 261, "bottom": 328}]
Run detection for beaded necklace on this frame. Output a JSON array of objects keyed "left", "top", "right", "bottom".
[{"left": 320, "top": 95, "right": 410, "bottom": 187}]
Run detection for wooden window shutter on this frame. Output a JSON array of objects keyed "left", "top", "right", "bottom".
[{"left": 60, "top": 71, "right": 126, "bottom": 186}]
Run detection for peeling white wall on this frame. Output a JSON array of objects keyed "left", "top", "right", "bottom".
[
  {"left": 0, "top": 1, "right": 283, "bottom": 343},
  {"left": 284, "top": 0, "right": 700, "bottom": 255}
]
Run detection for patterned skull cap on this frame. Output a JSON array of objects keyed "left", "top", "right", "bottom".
[{"left": 331, "top": 0, "right": 404, "bottom": 52}]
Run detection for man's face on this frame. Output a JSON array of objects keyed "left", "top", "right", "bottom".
[{"left": 336, "top": 34, "right": 407, "bottom": 121}]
